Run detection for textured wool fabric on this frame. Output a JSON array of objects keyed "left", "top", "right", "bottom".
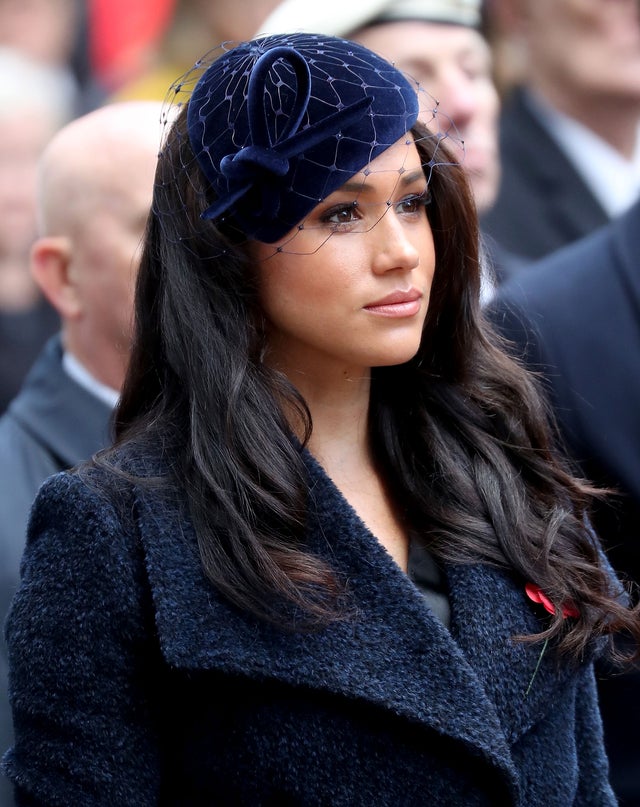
[
  {"left": 2, "top": 445, "right": 617, "bottom": 805},
  {"left": 186, "top": 33, "right": 419, "bottom": 242}
]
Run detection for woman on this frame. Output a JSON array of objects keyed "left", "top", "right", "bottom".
[{"left": 4, "top": 33, "right": 638, "bottom": 805}]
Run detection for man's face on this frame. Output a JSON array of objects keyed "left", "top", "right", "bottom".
[
  {"left": 0, "top": 111, "right": 54, "bottom": 256},
  {"left": 353, "top": 21, "right": 501, "bottom": 214},
  {"left": 522, "top": 0, "right": 640, "bottom": 103},
  {"left": 0, "top": 0, "right": 77, "bottom": 65}
]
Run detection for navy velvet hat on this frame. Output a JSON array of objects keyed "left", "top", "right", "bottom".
[{"left": 186, "top": 33, "right": 419, "bottom": 243}]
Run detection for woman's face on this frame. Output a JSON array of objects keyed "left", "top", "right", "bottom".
[{"left": 252, "top": 137, "right": 436, "bottom": 384}]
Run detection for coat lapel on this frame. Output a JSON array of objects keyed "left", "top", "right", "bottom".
[
  {"left": 612, "top": 198, "right": 640, "bottom": 318},
  {"left": 448, "top": 563, "right": 579, "bottom": 743},
  {"left": 134, "top": 451, "right": 582, "bottom": 795},
  {"left": 505, "top": 89, "right": 609, "bottom": 245},
  {"left": 10, "top": 335, "right": 114, "bottom": 466}
]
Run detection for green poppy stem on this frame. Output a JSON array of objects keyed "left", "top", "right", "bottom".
[{"left": 525, "top": 636, "right": 550, "bottom": 698}]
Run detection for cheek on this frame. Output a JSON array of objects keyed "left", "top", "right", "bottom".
[
  {"left": 480, "top": 83, "right": 500, "bottom": 122},
  {"left": 81, "top": 243, "right": 138, "bottom": 333},
  {"left": 260, "top": 259, "right": 370, "bottom": 362},
  {"left": 101, "top": 226, "right": 142, "bottom": 288},
  {"left": 258, "top": 245, "right": 353, "bottom": 320},
  {"left": 260, "top": 269, "right": 334, "bottom": 333}
]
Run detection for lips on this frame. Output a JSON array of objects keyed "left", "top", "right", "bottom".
[{"left": 364, "top": 288, "right": 423, "bottom": 316}]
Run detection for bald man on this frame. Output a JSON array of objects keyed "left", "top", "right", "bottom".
[{"left": 0, "top": 101, "right": 162, "bottom": 801}]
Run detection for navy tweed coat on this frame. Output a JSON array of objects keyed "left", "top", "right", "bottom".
[{"left": 3, "top": 449, "right": 616, "bottom": 805}]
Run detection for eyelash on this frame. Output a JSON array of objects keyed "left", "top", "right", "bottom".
[
  {"left": 321, "top": 189, "right": 432, "bottom": 230},
  {"left": 399, "top": 189, "right": 432, "bottom": 214}
]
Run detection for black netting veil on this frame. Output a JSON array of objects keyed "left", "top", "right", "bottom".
[{"left": 154, "top": 32, "right": 465, "bottom": 261}]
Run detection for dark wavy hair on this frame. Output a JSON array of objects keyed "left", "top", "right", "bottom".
[{"left": 109, "top": 106, "right": 639, "bottom": 662}]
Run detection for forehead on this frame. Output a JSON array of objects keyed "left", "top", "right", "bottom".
[
  {"left": 525, "top": 0, "right": 637, "bottom": 27},
  {"left": 354, "top": 22, "right": 490, "bottom": 71},
  {"left": 321, "top": 136, "right": 426, "bottom": 200},
  {"left": 293, "top": 136, "right": 427, "bottom": 219}
]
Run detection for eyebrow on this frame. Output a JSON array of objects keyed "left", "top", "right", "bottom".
[{"left": 338, "top": 168, "right": 427, "bottom": 195}]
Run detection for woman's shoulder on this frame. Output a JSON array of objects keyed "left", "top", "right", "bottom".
[
  {"left": 26, "top": 469, "right": 135, "bottom": 576},
  {"left": 29, "top": 438, "right": 179, "bottom": 552}
]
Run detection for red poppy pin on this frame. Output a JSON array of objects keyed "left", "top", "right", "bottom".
[
  {"left": 525, "top": 582, "right": 579, "bottom": 619},
  {"left": 524, "top": 583, "right": 579, "bottom": 697}
]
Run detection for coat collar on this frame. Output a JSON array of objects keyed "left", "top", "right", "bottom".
[
  {"left": 611, "top": 196, "right": 640, "bottom": 312},
  {"left": 7, "top": 335, "right": 114, "bottom": 466},
  {"left": 505, "top": 88, "right": 610, "bottom": 241},
  {"left": 134, "top": 450, "right": 582, "bottom": 795}
]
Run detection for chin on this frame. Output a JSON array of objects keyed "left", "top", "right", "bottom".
[{"left": 373, "top": 346, "right": 423, "bottom": 368}]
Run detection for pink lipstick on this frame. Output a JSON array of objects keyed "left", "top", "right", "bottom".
[{"left": 364, "top": 289, "right": 422, "bottom": 317}]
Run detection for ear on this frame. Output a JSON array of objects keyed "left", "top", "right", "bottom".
[{"left": 30, "top": 236, "right": 82, "bottom": 319}]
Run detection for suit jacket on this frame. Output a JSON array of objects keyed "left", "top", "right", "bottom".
[
  {"left": 481, "top": 87, "right": 610, "bottom": 261},
  {"left": 0, "top": 298, "right": 59, "bottom": 417},
  {"left": 487, "top": 198, "right": 640, "bottom": 804},
  {"left": 0, "top": 335, "right": 114, "bottom": 807},
  {"left": 3, "top": 448, "right": 616, "bottom": 805}
]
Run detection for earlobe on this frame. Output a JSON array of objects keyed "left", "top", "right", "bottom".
[{"left": 30, "top": 236, "right": 81, "bottom": 318}]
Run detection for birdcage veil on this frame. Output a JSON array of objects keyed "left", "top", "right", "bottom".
[{"left": 155, "top": 33, "right": 465, "bottom": 260}]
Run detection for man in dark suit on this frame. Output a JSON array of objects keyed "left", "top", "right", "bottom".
[
  {"left": 482, "top": 0, "right": 640, "bottom": 262},
  {"left": 487, "top": 196, "right": 640, "bottom": 806},
  {"left": 0, "top": 100, "right": 161, "bottom": 806}
]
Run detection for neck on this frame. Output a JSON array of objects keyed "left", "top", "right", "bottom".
[
  {"left": 63, "top": 330, "right": 127, "bottom": 393},
  {"left": 279, "top": 362, "right": 410, "bottom": 571},
  {"left": 292, "top": 368, "right": 410, "bottom": 572},
  {"left": 279, "top": 363, "right": 372, "bottom": 473},
  {"left": 307, "top": 400, "right": 372, "bottom": 478}
]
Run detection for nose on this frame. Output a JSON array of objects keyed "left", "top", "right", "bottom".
[
  {"left": 370, "top": 207, "right": 421, "bottom": 275},
  {"left": 437, "top": 72, "right": 478, "bottom": 132}
]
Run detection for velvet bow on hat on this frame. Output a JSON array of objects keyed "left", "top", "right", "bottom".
[{"left": 186, "top": 33, "right": 419, "bottom": 242}]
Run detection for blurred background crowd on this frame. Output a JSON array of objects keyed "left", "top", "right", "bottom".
[
  {"left": 3, "top": 0, "right": 640, "bottom": 411},
  {"left": 0, "top": 0, "right": 286, "bottom": 413},
  {"left": 0, "top": 0, "right": 638, "bottom": 804}
]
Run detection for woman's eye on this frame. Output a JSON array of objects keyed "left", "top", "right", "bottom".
[
  {"left": 400, "top": 198, "right": 420, "bottom": 214},
  {"left": 323, "top": 202, "right": 359, "bottom": 225},
  {"left": 398, "top": 191, "right": 431, "bottom": 214}
]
